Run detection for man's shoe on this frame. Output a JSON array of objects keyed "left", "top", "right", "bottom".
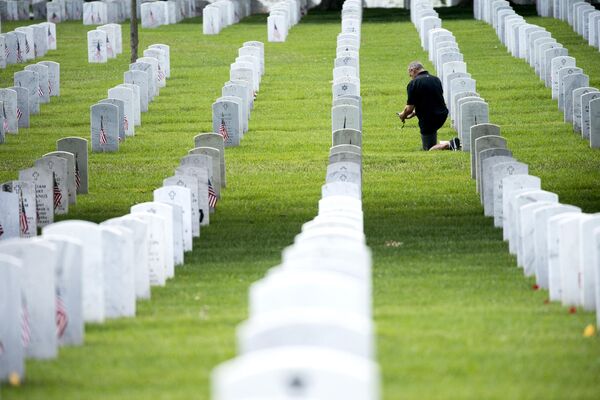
[{"left": 449, "top": 137, "right": 461, "bottom": 151}]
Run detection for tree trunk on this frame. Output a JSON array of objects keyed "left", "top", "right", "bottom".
[{"left": 130, "top": 0, "right": 139, "bottom": 63}]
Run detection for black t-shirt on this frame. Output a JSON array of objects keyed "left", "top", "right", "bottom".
[{"left": 406, "top": 71, "right": 448, "bottom": 119}]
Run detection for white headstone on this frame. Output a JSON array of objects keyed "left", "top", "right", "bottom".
[
  {"left": 42, "top": 221, "right": 105, "bottom": 323},
  {"left": 154, "top": 186, "right": 193, "bottom": 253},
  {"left": 131, "top": 202, "right": 176, "bottom": 279},
  {"left": 0, "top": 238, "right": 58, "bottom": 359}
]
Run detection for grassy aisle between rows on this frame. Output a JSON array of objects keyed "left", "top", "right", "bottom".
[
  {"left": 0, "top": 7, "right": 599, "bottom": 399},
  {"left": 364, "top": 6, "right": 600, "bottom": 399}
]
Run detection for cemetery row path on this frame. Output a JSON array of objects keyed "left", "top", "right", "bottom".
[{"left": 0, "top": 7, "right": 600, "bottom": 399}]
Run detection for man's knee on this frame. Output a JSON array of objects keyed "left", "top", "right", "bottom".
[{"left": 421, "top": 133, "right": 437, "bottom": 151}]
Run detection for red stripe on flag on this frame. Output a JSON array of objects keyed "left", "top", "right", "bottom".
[
  {"left": 19, "top": 197, "right": 28, "bottom": 235},
  {"left": 21, "top": 303, "right": 31, "bottom": 348},
  {"left": 219, "top": 119, "right": 229, "bottom": 141},
  {"left": 208, "top": 180, "right": 218, "bottom": 208},
  {"left": 53, "top": 174, "right": 62, "bottom": 210},
  {"left": 56, "top": 295, "right": 68, "bottom": 338}
]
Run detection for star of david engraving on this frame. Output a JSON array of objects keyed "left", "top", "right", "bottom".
[
  {"left": 32, "top": 171, "right": 39, "bottom": 179},
  {"left": 342, "top": 84, "right": 348, "bottom": 91}
]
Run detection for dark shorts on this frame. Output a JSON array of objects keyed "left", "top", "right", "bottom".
[{"left": 419, "top": 112, "right": 448, "bottom": 150}]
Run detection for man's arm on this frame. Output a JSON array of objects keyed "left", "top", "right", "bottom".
[{"left": 397, "top": 104, "right": 415, "bottom": 122}]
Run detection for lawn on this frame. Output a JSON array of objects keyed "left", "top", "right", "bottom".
[{"left": 1, "top": 5, "right": 600, "bottom": 400}]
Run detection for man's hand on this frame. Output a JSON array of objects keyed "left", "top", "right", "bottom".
[{"left": 398, "top": 105, "right": 416, "bottom": 123}]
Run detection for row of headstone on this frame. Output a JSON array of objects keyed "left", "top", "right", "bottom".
[
  {"left": 1, "top": 61, "right": 61, "bottom": 145},
  {"left": 82, "top": 0, "right": 130, "bottom": 25},
  {"left": 0, "top": 44, "right": 221, "bottom": 381},
  {"left": 331, "top": 0, "right": 361, "bottom": 103},
  {"left": 46, "top": 0, "right": 83, "bottom": 23},
  {"left": 0, "top": 0, "right": 30, "bottom": 21},
  {"left": 1, "top": 37, "right": 241, "bottom": 381},
  {"left": 266, "top": 0, "right": 306, "bottom": 42},
  {"left": 443, "top": 1, "right": 600, "bottom": 329},
  {"left": 0, "top": 135, "right": 89, "bottom": 247},
  {"left": 473, "top": 0, "right": 600, "bottom": 148},
  {"left": 86, "top": 24, "right": 123, "bottom": 63},
  {"left": 536, "top": 0, "right": 600, "bottom": 53},
  {"left": 211, "top": 3, "right": 380, "bottom": 397},
  {"left": 411, "top": 0, "right": 489, "bottom": 153},
  {"left": 141, "top": 0, "right": 195, "bottom": 28},
  {"left": 0, "top": 22, "right": 58, "bottom": 69},
  {"left": 202, "top": 0, "right": 251, "bottom": 35},
  {"left": 0, "top": 74, "right": 227, "bottom": 382},
  {"left": 0, "top": 161, "right": 202, "bottom": 383},
  {"left": 212, "top": 41, "right": 264, "bottom": 147},
  {"left": 90, "top": 43, "right": 170, "bottom": 152},
  {"left": 471, "top": 121, "right": 600, "bottom": 331}
]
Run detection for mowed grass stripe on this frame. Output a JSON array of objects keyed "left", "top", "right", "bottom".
[
  {"left": 362, "top": 7, "right": 600, "bottom": 399},
  {"left": 0, "top": 14, "right": 338, "bottom": 399}
]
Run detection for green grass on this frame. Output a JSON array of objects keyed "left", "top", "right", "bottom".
[{"left": 1, "top": 6, "right": 600, "bottom": 399}]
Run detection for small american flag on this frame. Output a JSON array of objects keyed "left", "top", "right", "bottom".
[
  {"left": 37, "top": 86, "right": 44, "bottom": 97},
  {"left": 25, "top": 39, "right": 30, "bottom": 54},
  {"left": 0, "top": 222, "right": 4, "bottom": 237},
  {"left": 219, "top": 118, "right": 229, "bottom": 141},
  {"left": 273, "top": 23, "right": 281, "bottom": 40},
  {"left": 208, "top": 180, "right": 217, "bottom": 208},
  {"left": 2, "top": 104, "right": 7, "bottom": 132},
  {"left": 123, "top": 115, "right": 129, "bottom": 132},
  {"left": 48, "top": 80, "right": 53, "bottom": 95},
  {"left": 53, "top": 172, "right": 62, "bottom": 210},
  {"left": 56, "top": 294, "right": 68, "bottom": 338},
  {"left": 48, "top": 27, "right": 55, "bottom": 44},
  {"left": 95, "top": 41, "right": 102, "bottom": 61},
  {"left": 75, "top": 156, "right": 81, "bottom": 190},
  {"left": 106, "top": 37, "right": 113, "bottom": 57},
  {"left": 16, "top": 107, "right": 23, "bottom": 121},
  {"left": 21, "top": 302, "right": 31, "bottom": 348},
  {"left": 16, "top": 41, "right": 23, "bottom": 62},
  {"left": 157, "top": 65, "right": 165, "bottom": 81},
  {"left": 19, "top": 194, "right": 28, "bottom": 235},
  {"left": 99, "top": 116, "right": 108, "bottom": 145},
  {"left": 4, "top": 44, "right": 9, "bottom": 58}
]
